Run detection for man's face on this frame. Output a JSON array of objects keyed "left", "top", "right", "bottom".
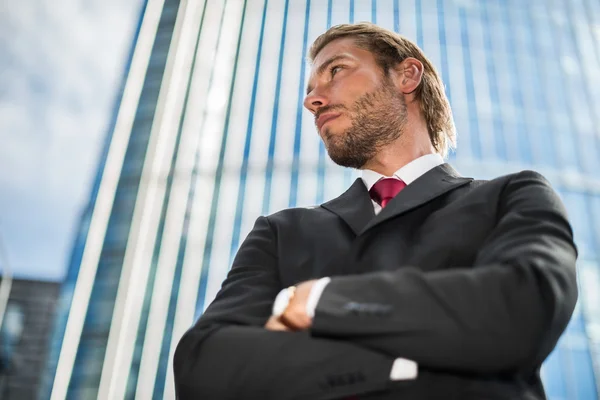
[{"left": 304, "top": 37, "right": 407, "bottom": 169}]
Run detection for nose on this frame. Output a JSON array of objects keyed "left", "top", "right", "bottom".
[{"left": 303, "top": 89, "right": 329, "bottom": 114}]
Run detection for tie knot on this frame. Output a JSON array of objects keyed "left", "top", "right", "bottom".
[{"left": 369, "top": 178, "right": 406, "bottom": 208}]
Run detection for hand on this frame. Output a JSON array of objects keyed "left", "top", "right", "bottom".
[
  {"left": 280, "top": 279, "right": 317, "bottom": 331},
  {"left": 264, "top": 315, "right": 291, "bottom": 331}
]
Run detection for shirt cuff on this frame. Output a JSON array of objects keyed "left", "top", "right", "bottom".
[
  {"left": 389, "top": 358, "right": 418, "bottom": 381},
  {"left": 306, "top": 277, "right": 331, "bottom": 318}
]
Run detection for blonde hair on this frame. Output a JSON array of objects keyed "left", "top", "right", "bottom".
[{"left": 309, "top": 22, "right": 456, "bottom": 158}]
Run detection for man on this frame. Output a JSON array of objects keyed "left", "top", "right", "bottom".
[{"left": 173, "top": 23, "right": 577, "bottom": 400}]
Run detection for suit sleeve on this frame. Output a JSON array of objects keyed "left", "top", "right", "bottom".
[
  {"left": 311, "top": 171, "right": 578, "bottom": 374},
  {"left": 173, "top": 216, "right": 396, "bottom": 400}
]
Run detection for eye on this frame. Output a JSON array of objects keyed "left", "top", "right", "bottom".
[{"left": 329, "top": 65, "right": 343, "bottom": 77}]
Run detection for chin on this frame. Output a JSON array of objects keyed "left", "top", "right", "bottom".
[
  {"left": 322, "top": 126, "right": 345, "bottom": 144},
  {"left": 322, "top": 133, "right": 342, "bottom": 152},
  {"left": 329, "top": 153, "right": 367, "bottom": 170},
  {"left": 321, "top": 117, "right": 349, "bottom": 136}
]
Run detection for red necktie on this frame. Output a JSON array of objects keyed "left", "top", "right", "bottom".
[{"left": 369, "top": 178, "right": 406, "bottom": 208}]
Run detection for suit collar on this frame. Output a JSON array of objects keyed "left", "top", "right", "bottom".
[
  {"left": 322, "top": 163, "right": 472, "bottom": 236},
  {"left": 321, "top": 178, "right": 375, "bottom": 235}
]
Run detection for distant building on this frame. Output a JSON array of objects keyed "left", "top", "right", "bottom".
[
  {"left": 44, "top": 1, "right": 600, "bottom": 400},
  {"left": 0, "top": 278, "right": 60, "bottom": 399}
]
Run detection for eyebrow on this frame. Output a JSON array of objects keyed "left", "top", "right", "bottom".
[{"left": 306, "top": 54, "right": 353, "bottom": 95}]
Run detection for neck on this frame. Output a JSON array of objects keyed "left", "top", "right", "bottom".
[{"left": 362, "top": 129, "right": 436, "bottom": 176}]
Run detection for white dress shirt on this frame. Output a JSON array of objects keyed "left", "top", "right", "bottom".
[{"left": 361, "top": 153, "right": 445, "bottom": 215}]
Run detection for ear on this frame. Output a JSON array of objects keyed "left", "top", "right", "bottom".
[{"left": 393, "top": 57, "right": 424, "bottom": 98}]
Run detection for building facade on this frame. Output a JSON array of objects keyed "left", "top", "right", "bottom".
[
  {"left": 0, "top": 278, "right": 61, "bottom": 399},
  {"left": 44, "top": 0, "right": 600, "bottom": 399}
]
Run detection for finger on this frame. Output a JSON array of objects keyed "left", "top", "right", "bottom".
[
  {"left": 280, "top": 311, "right": 309, "bottom": 331},
  {"left": 265, "top": 316, "right": 291, "bottom": 331},
  {"left": 281, "top": 304, "right": 312, "bottom": 330}
]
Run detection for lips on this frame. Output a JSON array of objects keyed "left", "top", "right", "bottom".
[{"left": 316, "top": 113, "right": 341, "bottom": 131}]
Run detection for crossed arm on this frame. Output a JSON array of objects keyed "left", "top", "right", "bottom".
[
  {"left": 173, "top": 216, "right": 398, "bottom": 400},
  {"left": 173, "top": 171, "right": 578, "bottom": 399}
]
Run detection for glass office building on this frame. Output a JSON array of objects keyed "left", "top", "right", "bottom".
[{"left": 44, "top": 0, "right": 600, "bottom": 399}]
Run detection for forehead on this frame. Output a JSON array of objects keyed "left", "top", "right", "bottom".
[{"left": 310, "top": 37, "right": 377, "bottom": 73}]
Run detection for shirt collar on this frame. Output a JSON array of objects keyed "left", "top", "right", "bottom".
[{"left": 361, "top": 153, "right": 444, "bottom": 191}]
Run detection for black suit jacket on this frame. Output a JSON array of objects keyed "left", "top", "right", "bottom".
[{"left": 173, "top": 164, "right": 578, "bottom": 400}]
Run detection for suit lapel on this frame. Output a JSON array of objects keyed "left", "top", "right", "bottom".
[
  {"left": 360, "top": 163, "right": 473, "bottom": 234},
  {"left": 321, "top": 178, "right": 375, "bottom": 235},
  {"left": 321, "top": 164, "right": 472, "bottom": 237}
]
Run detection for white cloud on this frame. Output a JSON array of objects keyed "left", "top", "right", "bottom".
[{"left": 0, "top": 0, "right": 143, "bottom": 280}]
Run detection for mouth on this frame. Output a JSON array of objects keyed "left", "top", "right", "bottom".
[{"left": 316, "top": 113, "right": 341, "bottom": 131}]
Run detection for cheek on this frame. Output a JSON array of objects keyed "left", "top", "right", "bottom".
[
  {"left": 329, "top": 79, "right": 360, "bottom": 106},
  {"left": 332, "top": 74, "right": 377, "bottom": 101}
]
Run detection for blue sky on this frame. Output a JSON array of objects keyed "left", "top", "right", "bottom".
[{"left": 0, "top": 0, "right": 143, "bottom": 281}]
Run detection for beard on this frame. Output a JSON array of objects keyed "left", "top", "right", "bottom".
[{"left": 320, "top": 79, "right": 407, "bottom": 169}]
